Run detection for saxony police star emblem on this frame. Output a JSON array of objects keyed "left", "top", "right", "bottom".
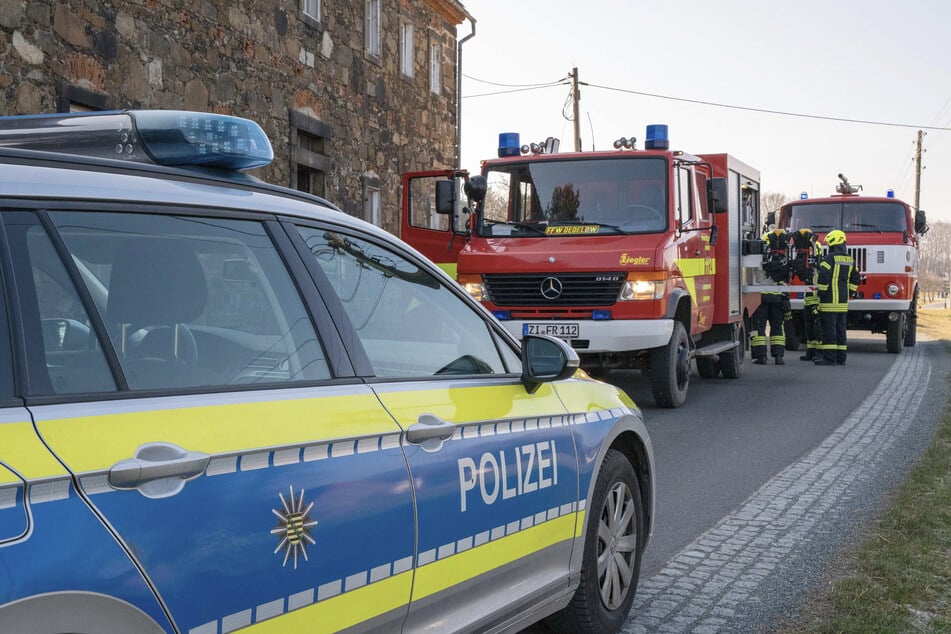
[{"left": 271, "top": 485, "right": 318, "bottom": 569}]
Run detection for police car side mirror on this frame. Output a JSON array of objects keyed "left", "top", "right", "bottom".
[{"left": 521, "top": 335, "right": 580, "bottom": 394}]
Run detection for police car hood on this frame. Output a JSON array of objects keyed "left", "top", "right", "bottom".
[{"left": 458, "top": 234, "right": 662, "bottom": 273}]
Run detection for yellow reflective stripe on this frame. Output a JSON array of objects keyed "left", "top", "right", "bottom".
[
  {"left": 36, "top": 393, "right": 398, "bottom": 473},
  {"left": 0, "top": 421, "right": 69, "bottom": 480},
  {"left": 574, "top": 509, "right": 587, "bottom": 538},
  {"left": 552, "top": 379, "right": 635, "bottom": 412},
  {"left": 436, "top": 262, "right": 457, "bottom": 279},
  {"left": 676, "top": 257, "right": 711, "bottom": 277},
  {"left": 242, "top": 572, "right": 412, "bottom": 633},
  {"left": 0, "top": 463, "right": 20, "bottom": 486},
  {"left": 411, "top": 514, "right": 577, "bottom": 601},
  {"left": 376, "top": 384, "right": 564, "bottom": 425}
]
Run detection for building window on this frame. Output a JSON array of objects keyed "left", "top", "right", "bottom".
[
  {"left": 56, "top": 80, "right": 113, "bottom": 113},
  {"left": 429, "top": 43, "right": 441, "bottom": 94},
  {"left": 365, "top": 0, "right": 381, "bottom": 59},
  {"left": 289, "top": 110, "right": 331, "bottom": 198},
  {"left": 400, "top": 23, "right": 414, "bottom": 78},
  {"left": 365, "top": 183, "right": 381, "bottom": 226},
  {"left": 301, "top": 0, "right": 320, "bottom": 28}
]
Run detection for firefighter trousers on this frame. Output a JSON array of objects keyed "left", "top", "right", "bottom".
[
  {"left": 819, "top": 310, "right": 847, "bottom": 364},
  {"left": 751, "top": 301, "right": 785, "bottom": 360}
]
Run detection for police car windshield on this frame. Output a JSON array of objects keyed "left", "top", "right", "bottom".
[
  {"left": 786, "top": 202, "right": 908, "bottom": 233},
  {"left": 478, "top": 157, "right": 668, "bottom": 237}
]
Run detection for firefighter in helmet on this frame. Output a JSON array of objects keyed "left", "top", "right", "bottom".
[
  {"left": 814, "top": 229, "right": 860, "bottom": 365},
  {"left": 751, "top": 229, "right": 790, "bottom": 365},
  {"left": 790, "top": 228, "right": 821, "bottom": 361}
]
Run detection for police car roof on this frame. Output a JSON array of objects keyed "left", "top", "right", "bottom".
[{"left": 0, "top": 145, "right": 354, "bottom": 226}]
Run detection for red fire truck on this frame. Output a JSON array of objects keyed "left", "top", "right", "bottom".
[
  {"left": 401, "top": 126, "right": 763, "bottom": 408},
  {"left": 401, "top": 125, "right": 761, "bottom": 407},
  {"left": 776, "top": 174, "right": 928, "bottom": 353}
]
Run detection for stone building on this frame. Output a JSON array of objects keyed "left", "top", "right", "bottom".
[{"left": 0, "top": 0, "right": 471, "bottom": 235}]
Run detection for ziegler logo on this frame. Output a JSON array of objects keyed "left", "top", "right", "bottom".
[{"left": 620, "top": 253, "right": 650, "bottom": 265}]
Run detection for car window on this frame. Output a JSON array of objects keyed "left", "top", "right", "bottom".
[
  {"left": 48, "top": 212, "right": 330, "bottom": 391},
  {"left": 0, "top": 258, "right": 16, "bottom": 402},
  {"left": 14, "top": 222, "right": 117, "bottom": 395},
  {"left": 296, "top": 226, "right": 511, "bottom": 377}
]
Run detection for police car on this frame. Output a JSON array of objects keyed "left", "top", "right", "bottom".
[{"left": 0, "top": 110, "right": 654, "bottom": 634}]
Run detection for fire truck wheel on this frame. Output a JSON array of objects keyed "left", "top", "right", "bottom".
[
  {"left": 904, "top": 315, "right": 917, "bottom": 347},
  {"left": 696, "top": 357, "right": 720, "bottom": 378},
  {"left": 547, "top": 449, "right": 644, "bottom": 634},
  {"left": 886, "top": 313, "right": 905, "bottom": 353},
  {"left": 719, "top": 323, "right": 745, "bottom": 380},
  {"left": 649, "top": 322, "right": 689, "bottom": 408}
]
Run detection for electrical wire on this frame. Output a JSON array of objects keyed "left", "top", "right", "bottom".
[
  {"left": 462, "top": 73, "right": 567, "bottom": 88},
  {"left": 580, "top": 81, "right": 951, "bottom": 131},
  {"left": 463, "top": 83, "right": 568, "bottom": 99}
]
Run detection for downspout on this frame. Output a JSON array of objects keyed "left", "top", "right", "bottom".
[{"left": 455, "top": 11, "right": 476, "bottom": 169}]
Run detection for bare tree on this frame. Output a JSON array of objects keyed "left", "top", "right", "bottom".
[
  {"left": 918, "top": 221, "right": 951, "bottom": 304},
  {"left": 762, "top": 191, "right": 792, "bottom": 215}
]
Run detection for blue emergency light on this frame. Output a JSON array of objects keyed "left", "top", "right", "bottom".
[
  {"left": 0, "top": 110, "right": 274, "bottom": 170},
  {"left": 592, "top": 310, "right": 612, "bottom": 320},
  {"left": 800, "top": 191, "right": 809, "bottom": 200},
  {"left": 644, "top": 124, "right": 669, "bottom": 150},
  {"left": 887, "top": 189, "right": 895, "bottom": 198},
  {"left": 492, "top": 310, "right": 511, "bottom": 320},
  {"left": 498, "top": 132, "right": 520, "bottom": 157}
]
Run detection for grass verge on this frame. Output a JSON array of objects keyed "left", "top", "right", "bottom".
[{"left": 782, "top": 309, "right": 951, "bottom": 632}]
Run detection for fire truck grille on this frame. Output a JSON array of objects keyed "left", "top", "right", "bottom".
[
  {"left": 483, "top": 272, "right": 626, "bottom": 306},
  {"left": 848, "top": 247, "right": 867, "bottom": 273}
]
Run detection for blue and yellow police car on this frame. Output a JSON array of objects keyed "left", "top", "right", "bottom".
[{"left": 0, "top": 110, "right": 654, "bottom": 634}]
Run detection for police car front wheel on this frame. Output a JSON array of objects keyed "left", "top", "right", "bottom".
[{"left": 548, "top": 449, "right": 644, "bottom": 632}]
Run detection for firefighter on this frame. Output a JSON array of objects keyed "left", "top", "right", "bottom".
[
  {"left": 790, "top": 228, "right": 822, "bottom": 361},
  {"left": 751, "top": 229, "right": 790, "bottom": 365},
  {"left": 814, "top": 229, "right": 860, "bottom": 366}
]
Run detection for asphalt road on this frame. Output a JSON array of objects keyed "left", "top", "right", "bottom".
[{"left": 604, "top": 333, "right": 949, "bottom": 632}]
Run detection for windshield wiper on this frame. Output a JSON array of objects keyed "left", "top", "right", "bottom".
[{"left": 482, "top": 219, "right": 547, "bottom": 235}]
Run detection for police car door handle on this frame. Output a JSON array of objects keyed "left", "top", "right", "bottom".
[
  {"left": 109, "top": 442, "right": 211, "bottom": 490},
  {"left": 405, "top": 414, "right": 455, "bottom": 450}
]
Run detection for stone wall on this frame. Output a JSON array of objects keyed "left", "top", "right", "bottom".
[{"left": 0, "top": 0, "right": 466, "bottom": 235}]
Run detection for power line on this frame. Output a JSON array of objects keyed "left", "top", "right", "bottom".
[
  {"left": 463, "top": 83, "right": 568, "bottom": 99},
  {"left": 584, "top": 81, "right": 951, "bottom": 131},
  {"left": 462, "top": 73, "right": 567, "bottom": 88}
]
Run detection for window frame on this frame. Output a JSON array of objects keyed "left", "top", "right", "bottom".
[
  {"left": 284, "top": 219, "right": 523, "bottom": 381},
  {"left": 365, "top": 0, "right": 381, "bottom": 60},
  {"left": 1, "top": 201, "right": 357, "bottom": 406},
  {"left": 429, "top": 41, "right": 441, "bottom": 94},
  {"left": 0, "top": 223, "right": 21, "bottom": 405},
  {"left": 301, "top": 0, "right": 321, "bottom": 27},
  {"left": 400, "top": 22, "right": 414, "bottom": 78}
]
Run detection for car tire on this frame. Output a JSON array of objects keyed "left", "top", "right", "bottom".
[
  {"left": 904, "top": 314, "right": 917, "bottom": 347},
  {"left": 649, "top": 321, "right": 689, "bottom": 408},
  {"left": 886, "top": 313, "right": 904, "bottom": 353},
  {"left": 695, "top": 357, "right": 719, "bottom": 378},
  {"left": 718, "top": 323, "right": 745, "bottom": 380},
  {"left": 548, "top": 449, "right": 644, "bottom": 634}
]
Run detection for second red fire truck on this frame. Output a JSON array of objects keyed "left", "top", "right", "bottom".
[
  {"left": 776, "top": 174, "right": 927, "bottom": 353},
  {"left": 402, "top": 125, "right": 763, "bottom": 407}
]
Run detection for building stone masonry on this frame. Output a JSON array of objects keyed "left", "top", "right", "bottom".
[{"left": 0, "top": 0, "right": 469, "bottom": 235}]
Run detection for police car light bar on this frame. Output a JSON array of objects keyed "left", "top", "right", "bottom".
[{"left": 0, "top": 110, "right": 274, "bottom": 170}]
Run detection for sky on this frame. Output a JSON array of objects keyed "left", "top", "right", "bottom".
[{"left": 455, "top": 0, "right": 951, "bottom": 222}]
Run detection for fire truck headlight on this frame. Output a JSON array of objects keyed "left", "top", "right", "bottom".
[
  {"left": 886, "top": 283, "right": 901, "bottom": 297},
  {"left": 619, "top": 279, "right": 665, "bottom": 301},
  {"left": 457, "top": 275, "right": 487, "bottom": 301}
]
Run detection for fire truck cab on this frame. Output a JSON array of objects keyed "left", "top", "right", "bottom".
[
  {"left": 776, "top": 175, "right": 927, "bottom": 353},
  {"left": 402, "top": 126, "right": 763, "bottom": 408}
]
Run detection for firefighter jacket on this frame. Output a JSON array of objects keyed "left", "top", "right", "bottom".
[{"left": 815, "top": 245, "right": 860, "bottom": 312}]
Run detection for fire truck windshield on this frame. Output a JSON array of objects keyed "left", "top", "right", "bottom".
[
  {"left": 786, "top": 202, "right": 908, "bottom": 233},
  {"left": 478, "top": 157, "right": 668, "bottom": 237}
]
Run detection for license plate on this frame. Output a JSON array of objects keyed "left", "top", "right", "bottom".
[{"left": 522, "top": 322, "right": 579, "bottom": 339}]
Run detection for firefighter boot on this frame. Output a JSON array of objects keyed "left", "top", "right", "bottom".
[
  {"left": 753, "top": 357, "right": 767, "bottom": 365},
  {"left": 775, "top": 355, "right": 785, "bottom": 365},
  {"left": 800, "top": 351, "right": 815, "bottom": 361}
]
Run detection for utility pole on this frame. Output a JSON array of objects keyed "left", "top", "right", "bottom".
[
  {"left": 913, "top": 129, "right": 925, "bottom": 214},
  {"left": 570, "top": 67, "right": 581, "bottom": 152}
]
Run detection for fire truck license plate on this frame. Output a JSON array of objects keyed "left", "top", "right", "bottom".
[{"left": 523, "top": 323, "right": 579, "bottom": 339}]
